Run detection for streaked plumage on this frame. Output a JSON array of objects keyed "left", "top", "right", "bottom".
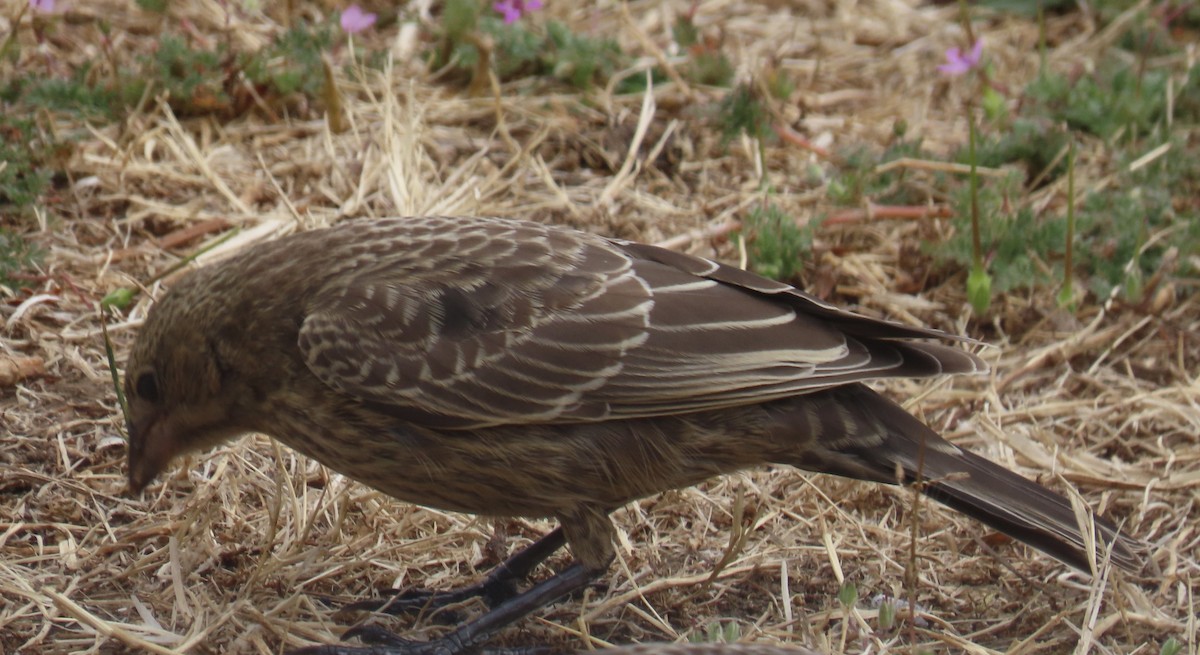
[{"left": 125, "top": 216, "right": 1142, "bottom": 654}]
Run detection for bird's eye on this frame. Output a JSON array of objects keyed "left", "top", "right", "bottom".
[{"left": 135, "top": 372, "right": 160, "bottom": 403}]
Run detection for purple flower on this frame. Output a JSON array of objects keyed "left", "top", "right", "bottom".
[
  {"left": 340, "top": 4, "right": 376, "bottom": 34},
  {"left": 493, "top": 0, "right": 542, "bottom": 24},
  {"left": 29, "top": 0, "right": 56, "bottom": 13},
  {"left": 938, "top": 39, "right": 983, "bottom": 76}
]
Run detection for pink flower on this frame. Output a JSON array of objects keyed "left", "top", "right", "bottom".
[
  {"left": 938, "top": 39, "right": 983, "bottom": 76},
  {"left": 29, "top": 0, "right": 56, "bottom": 13},
  {"left": 340, "top": 4, "right": 376, "bottom": 34},
  {"left": 493, "top": 0, "right": 542, "bottom": 24}
]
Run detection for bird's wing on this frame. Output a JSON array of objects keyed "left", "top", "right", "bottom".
[{"left": 298, "top": 217, "right": 983, "bottom": 428}]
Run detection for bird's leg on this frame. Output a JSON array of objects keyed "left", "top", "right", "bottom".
[
  {"left": 292, "top": 559, "right": 606, "bottom": 655},
  {"left": 341, "top": 527, "right": 568, "bottom": 616},
  {"left": 295, "top": 510, "right": 618, "bottom": 655}
]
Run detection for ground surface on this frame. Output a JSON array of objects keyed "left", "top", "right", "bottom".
[{"left": 1, "top": 1, "right": 1197, "bottom": 654}]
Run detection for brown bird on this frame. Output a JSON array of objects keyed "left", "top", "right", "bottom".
[{"left": 125, "top": 216, "right": 1141, "bottom": 655}]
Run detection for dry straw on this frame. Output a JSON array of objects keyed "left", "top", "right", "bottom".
[{"left": 1, "top": 1, "right": 1195, "bottom": 654}]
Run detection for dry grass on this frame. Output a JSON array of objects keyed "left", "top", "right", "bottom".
[{"left": 1, "top": 1, "right": 1197, "bottom": 654}]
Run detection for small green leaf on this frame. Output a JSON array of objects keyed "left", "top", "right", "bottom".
[
  {"left": 101, "top": 287, "right": 136, "bottom": 310},
  {"left": 968, "top": 264, "right": 992, "bottom": 315},
  {"left": 982, "top": 86, "right": 1006, "bottom": 122},
  {"left": 838, "top": 581, "right": 858, "bottom": 607},
  {"left": 135, "top": 0, "right": 168, "bottom": 13},
  {"left": 878, "top": 599, "right": 895, "bottom": 630},
  {"left": 1123, "top": 265, "right": 1144, "bottom": 303},
  {"left": 1056, "top": 283, "right": 1076, "bottom": 311}
]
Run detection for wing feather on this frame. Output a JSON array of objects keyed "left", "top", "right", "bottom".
[{"left": 297, "top": 217, "right": 985, "bottom": 428}]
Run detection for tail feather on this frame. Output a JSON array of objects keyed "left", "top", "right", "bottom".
[
  {"left": 780, "top": 384, "right": 1144, "bottom": 572},
  {"left": 915, "top": 440, "right": 1140, "bottom": 572}
]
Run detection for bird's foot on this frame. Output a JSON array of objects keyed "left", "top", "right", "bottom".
[
  {"left": 287, "top": 626, "right": 458, "bottom": 655},
  {"left": 288, "top": 625, "right": 561, "bottom": 655},
  {"left": 293, "top": 560, "right": 601, "bottom": 655},
  {"left": 328, "top": 576, "right": 520, "bottom": 622},
  {"left": 329, "top": 528, "right": 570, "bottom": 620},
  {"left": 295, "top": 533, "right": 595, "bottom": 655}
]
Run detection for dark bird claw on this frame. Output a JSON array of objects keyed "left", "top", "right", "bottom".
[
  {"left": 289, "top": 627, "right": 562, "bottom": 655},
  {"left": 337, "top": 589, "right": 466, "bottom": 624},
  {"left": 344, "top": 625, "right": 416, "bottom": 647}
]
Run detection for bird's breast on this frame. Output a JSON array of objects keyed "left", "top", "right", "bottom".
[{"left": 259, "top": 390, "right": 796, "bottom": 520}]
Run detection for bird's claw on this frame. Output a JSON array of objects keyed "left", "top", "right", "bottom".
[
  {"left": 286, "top": 627, "right": 447, "bottom": 655},
  {"left": 326, "top": 584, "right": 502, "bottom": 624},
  {"left": 337, "top": 591, "right": 464, "bottom": 624},
  {"left": 289, "top": 627, "right": 560, "bottom": 655},
  {"left": 330, "top": 574, "right": 521, "bottom": 619},
  {"left": 342, "top": 630, "right": 563, "bottom": 655},
  {"left": 344, "top": 624, "right": 416, "bottom": 647}
]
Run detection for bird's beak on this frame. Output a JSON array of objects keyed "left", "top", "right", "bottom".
[{"left": 127, "top": 411, "right": 182, "bottom": 493}]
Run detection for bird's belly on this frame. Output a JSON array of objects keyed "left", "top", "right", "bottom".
[{"left": 273, "top": 408, "right": 788, "bottom": 520}]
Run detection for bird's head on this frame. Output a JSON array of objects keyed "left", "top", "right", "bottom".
[{"left": 124, "top": 274, "right": 258, "bottom": 493}]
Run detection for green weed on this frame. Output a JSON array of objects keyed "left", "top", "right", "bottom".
[
  {"left": 0, "top": 229, "right": 42, "bottom": 290},
  {"left": 743, "top": 203, "right": 812, "bottom": 282},
  {"left": 0, "top": 117, "right": 53, "bottom": 212}
]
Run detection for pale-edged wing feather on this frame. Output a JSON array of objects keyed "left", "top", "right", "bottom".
[{"left": 298, "top": 217, "right": 985, "bottom": 428}]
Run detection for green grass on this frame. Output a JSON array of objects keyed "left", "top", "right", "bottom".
[
  {"left": 0, "top": 229, "right": 42, "bottom": 290},
  {"left": 932, "top": 27, "right": 1198, "bottom": 306},
  {"left": 742, "top": 202, "right": 813, "bottom": 283},
  {"left": 3, "top": 19, "right": 335, "bottom": 121},
  {"left": 933, "top": 140, "right": 1197, "bottom": 302},
  {"left": 433, "top": 5, "right": 625, "bottom": 90},
  {"left": 0, "top": 117, "right": 53, "bottom": 212},
  {"left": 829, "top": 136, "right": 934, "bottom": 207}
]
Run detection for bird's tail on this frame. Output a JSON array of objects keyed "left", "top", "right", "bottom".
[{"left": 774, "top": 384, "right": 1144, "bottom": 573}]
